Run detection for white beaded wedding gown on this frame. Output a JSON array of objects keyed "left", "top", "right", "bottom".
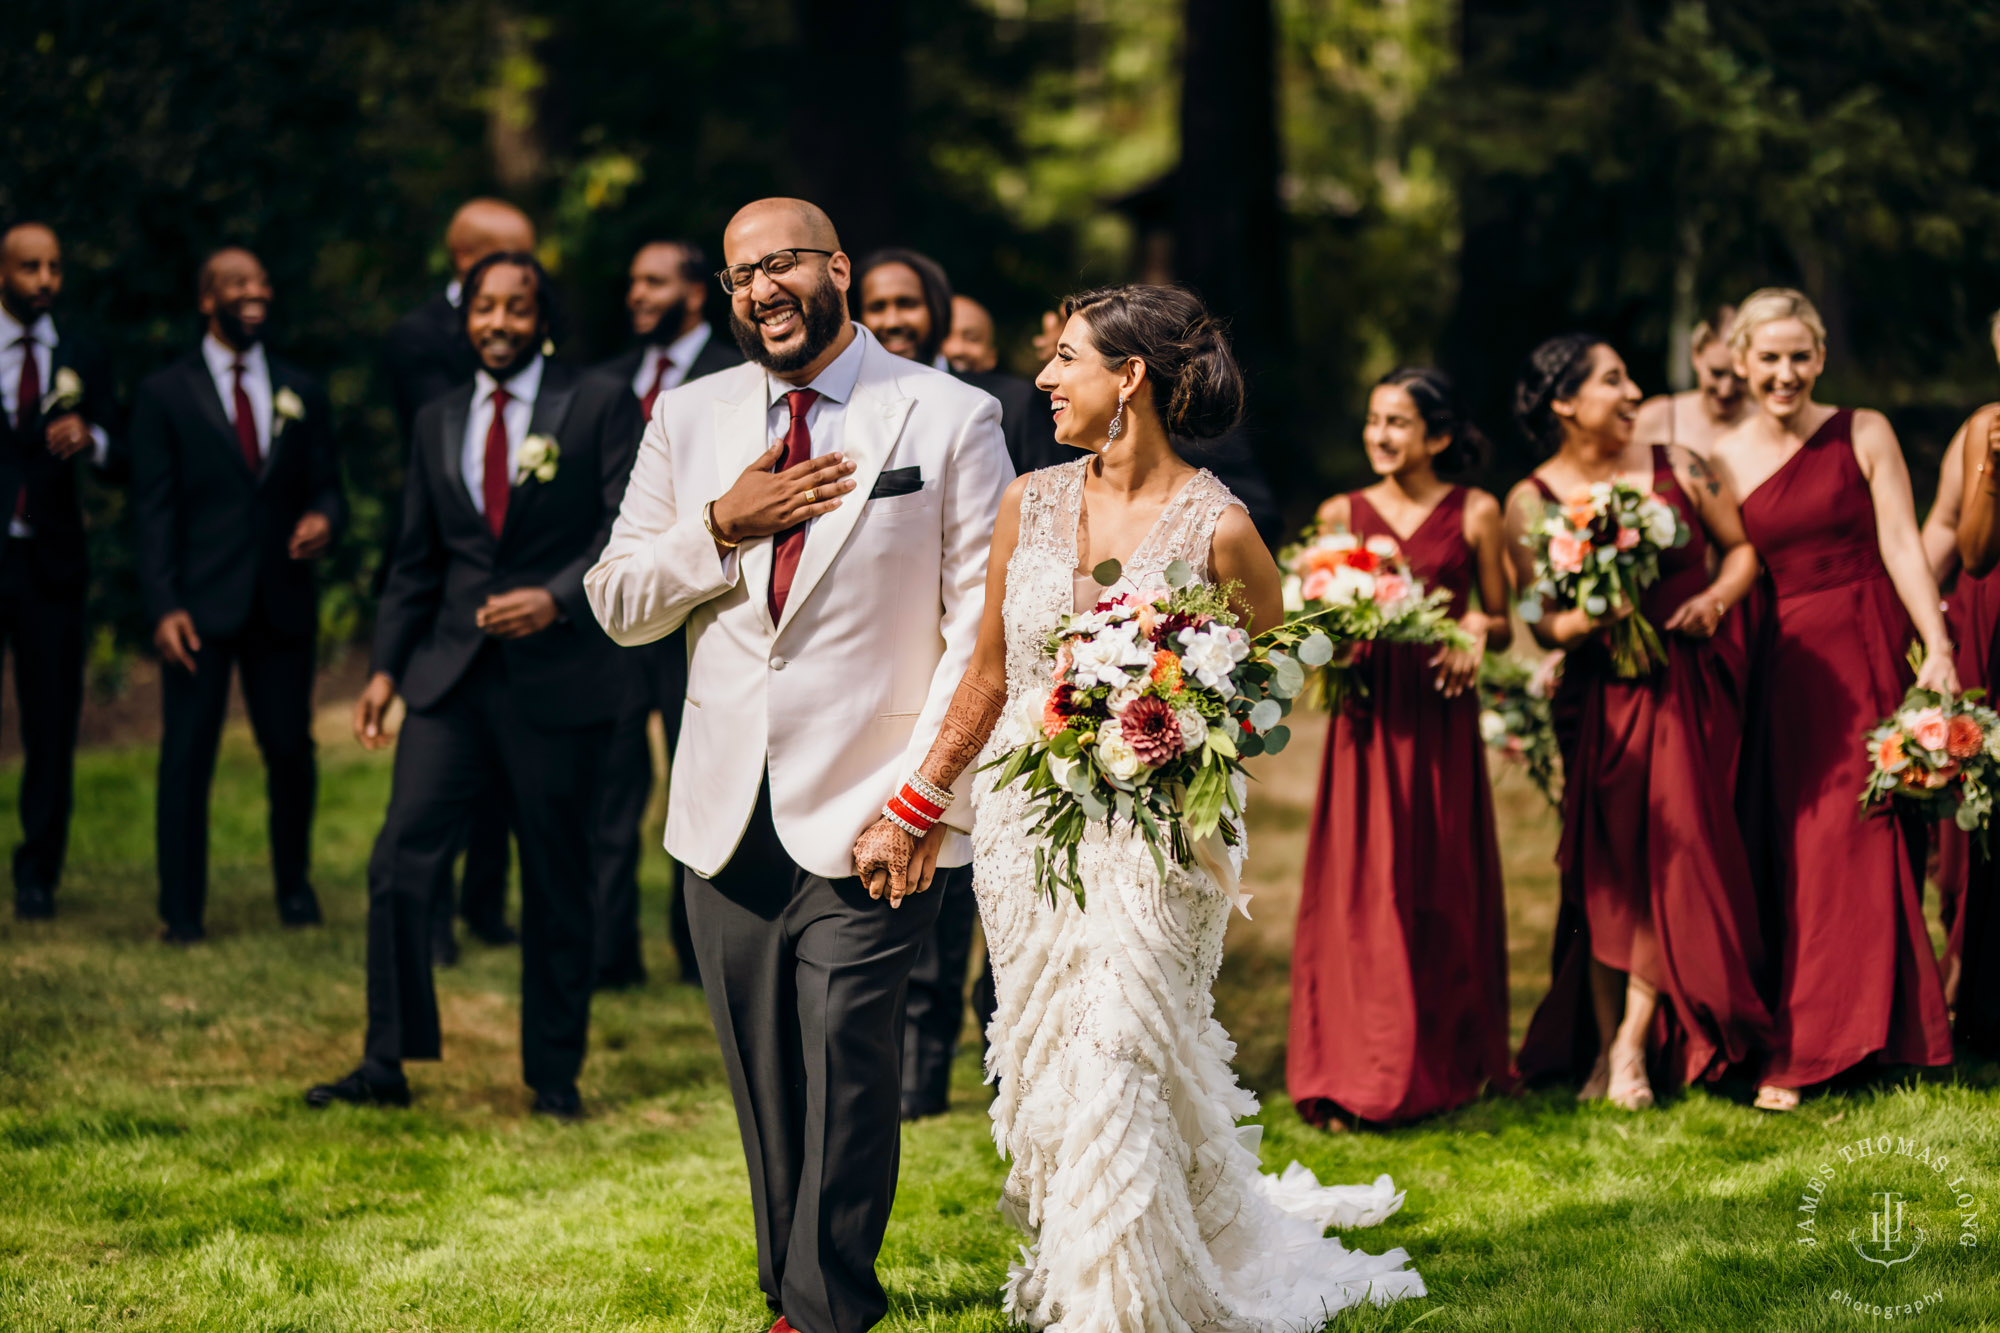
[{"left": 971, "top": 460, "right": 1426, "bottom": 1332}]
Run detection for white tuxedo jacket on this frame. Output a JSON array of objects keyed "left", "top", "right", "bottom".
[{"left": 585, "top": 326, "right": 1014, "bottom": 880}]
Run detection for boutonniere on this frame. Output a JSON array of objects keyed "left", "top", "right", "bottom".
[
  {"left": 273, "top": 387, "right": 306, "bottom": 436},
  {"left": 41, "top": 366, "right": 84, "bottom": 417},
  {"left": 517, "top": 434, "right": 560, "bottom": 484}
]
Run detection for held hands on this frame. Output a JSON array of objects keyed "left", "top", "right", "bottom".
[
  {"left": 1431, "top": 620, "right": 1488, "bottom": 697},
  {"left": 1663, "top": 591, "right": 1728, "bottom": 640},
  {"left": 353, "top": 671, "right": 399, "bottom": 750},
  {"left": 288, "top": 511, "right": 333, "bottom": 560},
  {"left": 153, "top": 610, "right": 201, "bottom": 673},
  {"left": 853, "top": 816, "right": 948, "bottom": 908},
  {"left": 476, "top": 587, "right": 559, "bottom": 638},
  {"left": 44, "top": 413, "right": 92, "bottom": 460},
  {"left": 710, "top": 444, "right": 857, "bottom": 547}
]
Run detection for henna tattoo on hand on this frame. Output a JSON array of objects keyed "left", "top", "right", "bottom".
[{"left": 853, "top": 817, "right": 913, "bottom": 898}]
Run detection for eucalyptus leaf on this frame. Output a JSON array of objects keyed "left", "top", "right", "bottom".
[
  {"left": 1065, "top": 765, "right": 1094, "bottom": 796},
  {"left": 1518, "top": 597, "right": 1544, "bottom": 624},
  {"left": 1583, "top": 595, "right": 1608, "bottom": 616},
  {"left": 1249, "top": 699, "right": 1283, "bottom": 732},
  {"left": 1238, "top": 730, "right": 1266, "bottom": 758},
  {"left": 1298, "top": 632, "right": 1335, "bottom": 667},
  {"left": 1092, "top": 558, "right": 1123, "bottom": 586},
  {"left": 1077, "top": 787, "right": 1109, "bottom": 820},
  {"left": 1164, "top": 558, "right": 1193, "bottom": 588},
  {"left": 1264, "top": 724, "right": 1291, "bottom": 754}
]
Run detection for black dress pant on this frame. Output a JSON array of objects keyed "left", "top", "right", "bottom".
[
  {"left": 687, "top": 782, "right": 953, "bottom": 1333},
  {"left": 593, "top": 631, "right": 696, "bottom": 984},
  {"left": 900, "top": 871, "right": 980, "bottom": 1116},
  {"left": 452, "top": 780, "right": 513, "bottom": 933},
  {"left": 155, "top": 601, "right": 315, "bottom": 931},
  {"left": 0, "top": 541, "right": 84, "bottom": 898},
  {"left": 363, "top": 647, "right": 607, "bottom": 1091}
]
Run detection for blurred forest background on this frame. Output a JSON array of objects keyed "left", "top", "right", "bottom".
[{"left": 6, "top": 0, "right": 2000, "bottom": 682}]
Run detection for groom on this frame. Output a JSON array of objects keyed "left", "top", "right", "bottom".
[{"left": 585, "top": 198, "right": 1011, "bottom": 1333}]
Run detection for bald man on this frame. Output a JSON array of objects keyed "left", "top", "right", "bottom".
[
  {"left": 0, "top": 222, "right": 123, "bottom": 921},
  {"left": 587, "top": 197, "right": 1012, "bottom": 1333},
  {"left": 381, "top": 198, "right": 538, "bottom": 959}
]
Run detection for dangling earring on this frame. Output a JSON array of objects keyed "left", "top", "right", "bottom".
[{"left": 1106, "top": 396, "right": 1127, "bottom": 443}]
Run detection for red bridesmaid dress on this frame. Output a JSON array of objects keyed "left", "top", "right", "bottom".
[
  {"left": 1933, "top": 566, "right": 2000, "bottom": 972},
  {"left": 1736, "top": 409, "right": 1953, "bottom": 1086},
  {"left": 1947, "top": 569, "right": 2000, "bottom": 1054},
  {"left": 1515, "top": 447, "right": 1774, "bottom": 1087},
  {"left": 1289, "top": 486, "right": 1513, "bottom": 1125}
]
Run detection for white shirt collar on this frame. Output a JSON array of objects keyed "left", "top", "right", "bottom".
[
  {"left": 446, "top": 279, "right": 463, "bottom": 308},
  {"left": 474, "top": 352, "right": 544, "bottom": 407},
  {"left": 767, "top": 322, "right": 865, "bottom": 409},
  {"left": 202, "top": 332, "right": 267, "bottom": 379},
  {"left": 0, "top": 306, "right": 57, "bottom": 349},
  {"left": 656, "top": 320, "right": 711, "bottom": 371}
]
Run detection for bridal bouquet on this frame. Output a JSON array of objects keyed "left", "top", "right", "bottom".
[
  {"left": 983, "top": 558, "right": 1329, "bottom": 913},
  {"left": 1859, "top": 645, "right": 2000, "bottom": 849},
  {"left": 1517, "top": 481, "right": 1688, "bottom": 677},
  {"left": 1276, "top": 527, "right": 1469, "bottom": 710},
  {"left": 1477, "top": 652, "right": 1563, "bottom": 808}
]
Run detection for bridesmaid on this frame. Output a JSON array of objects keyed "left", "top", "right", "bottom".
[
  {"left": 1714, "top": 288, "right": 1956, "bottom": 1111},
  {"left": 1508, "top": 335, "right": 1773, "bottom": 1111},
  {"left": 1289, "top": 368, "right": 1514, "bottom": 1127},
  {"left": 1953, "top": 397, "right": 2000, "bottom": 1056}
]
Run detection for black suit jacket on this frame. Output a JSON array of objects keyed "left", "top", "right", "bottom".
[
  {"left": 373, "top": 360, "right": 643, "bottom": 729},
  {"left": 383, "top": 292, "right": 477, "bottom": 446},
  {"left": 0, "top": 325, "right": 125, "bottom": 594},
  {"left": 591, "top": 327, "right": 744, "bottom": 402},
  {"left": 130, "top": 349, "right": 346, "bottom": 639},
  {"left": 956, "top": 369, "right": 1061, "bottom": 476}
]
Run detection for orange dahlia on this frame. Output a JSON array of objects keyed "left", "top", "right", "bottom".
[
  {"left": 1151, "top": 649, "right": 1183, "bottom": 692},
  {"left": 1948, "top": 714, "right": 1985, "bottom": 759}
]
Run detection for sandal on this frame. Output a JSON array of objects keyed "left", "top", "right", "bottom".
[
  {"left": 1607, "top": 1049, "right": 1654, "bottom": 1111},
  {"left": 1754, "top": 1084, "right": 1800, "bottom": 1113},
  {"left": 1577, "top": 1051, "right": 1610, "bottom": 1102}
]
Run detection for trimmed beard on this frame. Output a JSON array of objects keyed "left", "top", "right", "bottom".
[
  {"left": 215, "top": 304, "right": 264, "bottom": 350},
  {"left": 730, "top": 271, "right": 846, "bottom": 375},
  {"left": 641, "top": 298, "right": 689, "bottom": 347}
]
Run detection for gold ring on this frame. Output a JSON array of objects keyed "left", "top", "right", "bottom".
[{"left": 803, "top": 487, "right": 818, "bottom": 504}]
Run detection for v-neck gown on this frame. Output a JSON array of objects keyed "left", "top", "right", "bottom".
[
  {"left": 1735, "top": 410, "right": 1953, "bottom": 1086},
  {"left": 1515, "top": 447, "right": 1774, "bottom": 1088},
  {"left": 1287, "top": 487, "right": 1513, "bottom": 1124}
]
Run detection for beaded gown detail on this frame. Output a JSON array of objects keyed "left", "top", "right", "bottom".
[{"left": 972, "top": 458, "right": 1426, "bottom": 1332}]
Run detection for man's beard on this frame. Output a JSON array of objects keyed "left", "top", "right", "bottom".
[
  {"left": 641, "top": 299, "right": 689, "bottom": 346},
  {"left": 215, "top": 303, "right": 263, "bottom": 349},
  {"left": 730, "top": 271, "right": 846, "bottom": 375},
  {"left": 476, "top": 332, "right": 540, "bottom": 382}
]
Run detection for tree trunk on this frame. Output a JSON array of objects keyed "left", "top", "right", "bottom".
[{"left": 789, "top": 0, "right": 907, "bottom": 256}]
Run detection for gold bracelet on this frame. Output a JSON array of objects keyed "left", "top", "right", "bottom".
[{"left": 702, "top": 500, "right": 740, "bottom": 550}]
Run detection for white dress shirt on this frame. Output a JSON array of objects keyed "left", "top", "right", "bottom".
[
  {"left": 200, "top": 333, "right": 273, "bottom": 460},
  {"left": 630, "top": 322, "right": 713, "bottom": 402},
  {"left": 2, "top": 305, "right": 112, "bottom": 537},
  {"left": 461, "top": 354, "right": 544, "bottom": 516}
]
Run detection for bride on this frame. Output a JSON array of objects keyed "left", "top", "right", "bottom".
[{"left": 853, "top": 285, "right": 1426, "bottom": 1330}]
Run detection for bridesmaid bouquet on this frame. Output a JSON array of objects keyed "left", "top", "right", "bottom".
[
  {"left": 983, "top": 558, "right": 1329, "bottom": 913},
  {"left": 1276, "top": 527, "right": 1470, "bottom": 710},
  {"left": 1859, "top": 646, "right": 2000, "bottom": 847},
  {"left": 1477, "top": 652, "right": 1563, "bottom": 808},
  {"left": 1517, "top": 481, "right": 1689, "bottom": 677}
]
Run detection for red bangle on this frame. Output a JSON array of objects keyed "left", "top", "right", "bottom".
[{"left": 885, "top": 791, "right": 938, "bottom": 834}]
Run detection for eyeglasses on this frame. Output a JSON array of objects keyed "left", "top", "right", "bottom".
[{"left": 716, "top": 248, "right": 834, "bottom": 295}]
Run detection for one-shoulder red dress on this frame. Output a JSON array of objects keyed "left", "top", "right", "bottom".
[
  {"left": 1736, "top": 409, "right": 1953, "bottom": 1086},
  {"left": 1288, "top": 487, "right": 1513, "bottom": 1125},
  {"left": 1515, "top": 447, "right": 1774, "bottom": 1088}
]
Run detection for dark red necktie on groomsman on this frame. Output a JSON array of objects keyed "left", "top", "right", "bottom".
[
  {"left": 14, "top": 337, "right": 37, "bottom": 520},
  {"left": 231, "top": 361, "right": 261, "bottom": 473},
  {"left": 767, "top": 387, "right": 820, "bottom": 621},
  {"left": 640, "top": 351, "right": 672, "bottom": 420},
  {"left": 482, "top": 384, "right": 512, "bottom": 537}
]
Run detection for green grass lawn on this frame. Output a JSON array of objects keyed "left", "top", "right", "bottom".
[{"left": 3, "top": 715, "right": 1998, "bottom": 1330}]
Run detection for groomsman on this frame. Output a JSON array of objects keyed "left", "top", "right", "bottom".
[
  {"left": 588, "top": 239, "right": 742, "bottom": 989},
  {"left": 383, "top": 198, "right": 538, "bottom": 960},
  {"left": 0, "top": 222, "right": 123, "bottom": 921},
  {"left": 308, "top": 251, "right": 641, "bottom": 1116},
  {"left": 853, "top": 246, "right": 1019, "bottom": 1118},
  {"left": 131, "top": 247, "right": 345, "bottom": 942}
]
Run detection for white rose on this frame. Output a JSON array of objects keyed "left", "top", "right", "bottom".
[
  {"left": 1644, "top": 501, "right": 1677, "bottom": 547},
  {"left": 274, "top": 386, "right": 305, "bottom": 421},
  {"left": 1324, "top": 531, "right": 1360, "bottom": 553},
  {"left": 1002, "top": 692, "right": 1044, "bottom": 749},
  {"left": 1176, "top": 708, "right": 1207, "bottom": 750},
  {"left": 1364, "top": 535, "right": 1400, "bottom": 558},
  {"left": 1479, "top": 710, "right": 1507, "bottom": 745},
  {"left": 517, "top": 434, "right": 560, "bottom": 483},
  {"left": 1327, "top": 563, "right": 1375, "bottom": 607},
  {"left": 1096, "top": 729, "right": 1144, "bottom": 781},
  {"left": 1108, "top": 684, "right": 1144, "bottom": 714}
]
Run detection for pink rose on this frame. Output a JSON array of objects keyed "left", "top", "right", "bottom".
[
  {"left": 1909, "top": 707, "right": 1949, "bottom": 754},
  {"left": 1372, "top": 573, "right": 1411, "bottom": 606},
  {"left": 1547, "top": 532, "right": 1587, "bottom": 575},
  {"left": 1614, "top": 526, "right": 1641, "bottom": 551},
  {"left": 1301, "top": 568, "right": 1335, "bottom": 603}
]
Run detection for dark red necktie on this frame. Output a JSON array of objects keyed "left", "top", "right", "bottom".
[
  {"left": 482, "top": 384, "right": 512, "bottom": 537},
  {"left": 640, "top": 351, "right": 672, "bottom": 420},
  {"left": 767, "top": 387, "right": 820, "bottom": 621},
  {"left": 15, "top": 337, "right": 38, "bottom": 520},
  {"left": 231, "top": 361, "right": 260, "bottom": 472}
]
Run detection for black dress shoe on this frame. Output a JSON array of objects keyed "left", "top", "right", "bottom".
[
  {"left": 305, "top": 1067, "right": 412, "bottom": 1109},
  {"left": 13, "top": 885, "right": 54, "bottom": 920},
  {"left": 900, "top": 1098, "right": 949, "bottom": 1123},
  {"left": 431, "top": 930, "right": 460, "bottom": 968},
  {"left": 529, "top": 1086, "right": 584, "bottom": 1121},
  {"left": 278, "top": 891, "right": 323, "bottom": 927},
  {"left": 593, "top": 961, "right": 649, "bottom": 992},
  {"left": 465, "top": 918, "right": 518, "bottom": 946},
  {"left": 159, "top": 922, "right": 206, "bottom": 945}
]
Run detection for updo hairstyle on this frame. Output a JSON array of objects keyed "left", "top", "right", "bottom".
[
  {"left": 1512, "top": 333, "right": 1603, "bottom": 457},
  {"left": 1375, "top": 366, "right": 1489, "bottom": 474},
  {"left": 1061, "top": 284, "right": 1245, "bottom": 440}
]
